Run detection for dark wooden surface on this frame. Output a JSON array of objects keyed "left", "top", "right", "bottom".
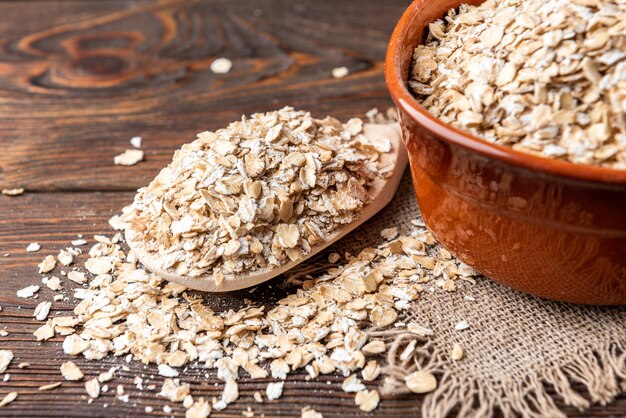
[{"left": 0, "top": 1, "right": 624, "bottom": 417}]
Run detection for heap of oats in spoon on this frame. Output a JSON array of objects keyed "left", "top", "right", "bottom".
[
  {"left": 410, "top": 0, "right": 626, "bottom": 168},
  {"left": 122, "top": 107, "right": 392, "bottom": 283}
]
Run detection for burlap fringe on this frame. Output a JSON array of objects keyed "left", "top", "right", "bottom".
[{"left": 377, "top": 326, "right": 626, "bottom": 418}]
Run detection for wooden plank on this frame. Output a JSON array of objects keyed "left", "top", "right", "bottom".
[
  {"left": 1, "top": 192, "right": 625, "bottom": 417},
  {"left": 0, "top": 0, "right": 405, "bottom": 192}
]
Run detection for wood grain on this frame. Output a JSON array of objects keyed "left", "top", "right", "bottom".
[
  {"left": 0, "top": 0, "right": 402, "bottom": 192},
  {"left": 0, "top": 1, "right": 624, "bottom": 417}
]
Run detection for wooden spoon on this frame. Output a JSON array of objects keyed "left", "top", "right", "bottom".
[{"left": 126, "top": 123, "right": 408, "bottom": 292}]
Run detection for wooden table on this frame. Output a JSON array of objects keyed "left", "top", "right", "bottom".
[{"left": 0, "top": 1, "right": 623, "bottom": 416}]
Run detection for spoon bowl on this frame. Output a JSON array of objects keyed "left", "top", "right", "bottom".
[{"left": 126, "top": 123, "right": 408, "bottom": 292}]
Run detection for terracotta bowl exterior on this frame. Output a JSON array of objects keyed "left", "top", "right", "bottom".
[{"left": 385, "top": 0, "right": 626, "bottom": 305}]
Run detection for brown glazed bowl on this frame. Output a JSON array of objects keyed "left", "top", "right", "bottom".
[{"left": 385, "top": 0, "right": 626, "bottom": 305}]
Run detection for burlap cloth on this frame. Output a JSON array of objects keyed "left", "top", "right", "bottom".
[{"left": 292, "top": 169, "right": 626, "bottom": 418}]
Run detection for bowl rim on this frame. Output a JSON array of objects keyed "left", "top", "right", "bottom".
[{"left": 385, "top": 0, "right": 626, "bottom": 185}]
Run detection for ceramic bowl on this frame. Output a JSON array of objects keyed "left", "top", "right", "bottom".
[{"left": 385, "top": 0, "right": 626, "bottom": 305}]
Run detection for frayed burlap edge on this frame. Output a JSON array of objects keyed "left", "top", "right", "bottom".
[{"left": 376, "top": 316, "right": 626, "bottom": 418}]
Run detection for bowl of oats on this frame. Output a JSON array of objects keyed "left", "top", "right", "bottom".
[{"left": 385, "top": 0, "right": 626, "bottom": 304}]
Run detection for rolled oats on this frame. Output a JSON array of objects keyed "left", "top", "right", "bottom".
[
  {"left": 114, "top": 149, "right": 144, "bottom": 166},
  {"left": 210, "top": 58, "right": 233, "bottom": 74},
  {"left": 354, "top": 389, "right": 380, "bottom": 412},
  {"left": 186, "top": 398, "right": 211, "bottom": 418},
  {"left": 16, "top": 285, "right": 39, "bottom": 298},
  {"left": 0, "top": 351, "right": 13, "bottom": 374},
  {"left": 410, "top": 0, "right": 626, "bottom": 169},
  {"left": 265, "top": 381, "right": 284, "bottom": 401},
  {"left": 123, "top": 107, "right": 388, "bottom": 285},
  {"left": 85, "top": 378, "right": 101, "bottom": 399},
  {"left": 332, "top": 66, "right": 350, "bottom": 79},
  {"left": 451, "top": 343, "right": 464, "bottom": 361},
  {"left": 38, "top": 256, "right": 56, "bottom": 274},
  {"left": 404, "top": 370, "right": 437, "bottom": 394},
  {"left": 301, "top": 406, "right": 323, "bottom": 418},
  {"left": 22, "top": 111, "right": 479, "bottom": 416},
  {"left": 1, "top": 188, "right": 23, "bottom": 196},
  {"left": 60, "top": 361, "right": 84, "bottom": 381},
  {"left": 33, "top": 301, "right": 51, "bottom": 321},
  {"left": 0, "top": 392, "right": 17, "bottom": 407},
  {"left": 38, "top": 382, "right": 62, "bottom": 391}
]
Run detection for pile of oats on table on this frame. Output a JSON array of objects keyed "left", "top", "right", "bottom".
[
  {"left": 23, "top": 217, "right": 475, "bottom": 415},
  {"left": 122, "top": 107, "right": 394, "bottom": 284},
  {"left": 2, "top": 108, "right": 477, "bottom": 416},
  {"left": 410, "top": 0, "right": 626, "bottom": 169}
]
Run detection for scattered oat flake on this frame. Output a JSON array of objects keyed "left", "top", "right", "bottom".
[
  {"left": 2, "top": 188, "right": 23, "bottom": 196},
  {"left": 114, "top": 149, "right": 144, "bottom": 166},
  {"left": 407, "top": 322, "right": 434, "bottom": 336},
  {"left": 266, "top": 381, "right": 284, "bottom": 401},
  {"left": 26, "top": 243, "right": 41, "bottom": 252},
  {"left": 210, "top": 57, "right": 233, "bottom": 74},
  {"left": 158, "top": 364, "right": 179, "bottom": 378},
  {"left": 254, "top": 391, "right": 263, "bottom": 403},
  {"left": 455, "top": 320, "right": 470, "bottom": 331},
  {"left": 71, "top": 238, "right": 87, "bottom": 246},
  {"left": 451, "top": 343, "right": 464, "bottom": 361},
  {"left": 46, "top": 276, "right": 62, "bottom": 291},
  {"left": 301, "top": 406, "right": 323, "bottom": 418},
  {"left": 0, "top": 351, "right": 13, "bottom": 373},
  {"left": 34, "top": 323, "right": 55, "bottom": 341},
  {"left": 84, "top": 257, "right": 113, "bottom": 275},
  {"left": 159, "top": 378, "right": 190, "bottom": 402},
  {"left": 400, "top": 340, "right": 418, "bottom": 362},
  {"left": 17, "top": 285, "right": 39, "bottom": 298},
  {"left": 380, "top": 227, "right": 398, "bottom": 240},
  {"left": 340, "top": 375, "right": 364, "bottom": 394},
  {"left": 332, "top": 66, "right": 349, "bottom": 79},
  {"left": 0, "top": 391, "right": 17, "bottom": 407},
  {"left": 354, "top": 389, "right": 380, "bottom": 412},
  {"left": 98, "top": 371, "right": 114, "bottom": 383},
  {"left": 34, "top": 301, "right": 51, "bottom": 321},
  {"left": 130, "top": 136, "right": 142, "bottom": 148},
  {"left": 108, "top": 215, "right": 126, "bottom": 231},
  {"left": 38, "top": 255, "right": 56, "bottom": 273},
  {"left": 405, "top": 370, "right": 437, "bottom": 394},
  {"left": 214, "top": 379, "right": 238, "bottom": 410},
  {"left": 362, "top": 360, "right": 381, "bottom": 382},
  {"left": 60, "top": 361, "right": 84, "bottom": 381},
  {"left": 362, "top": 340, "right": 386, "bottom": 355},
  {"left": 57, "top": 249, "right": 74, "bottom": 266},
  {"left": 62, "top": 334, "right": 89, "bottom": 356},
  {"left": 85, "top": 378, "right": 101, "bottom": 399},
  {"left": 186, "top": 397, "right": 211, "bottom": 418},
  {"left": 39, "top": 382, "right": 62, "bottom": 391},
  {"left": 67, "top": 271, "right": 87, "bottom": 284}
]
